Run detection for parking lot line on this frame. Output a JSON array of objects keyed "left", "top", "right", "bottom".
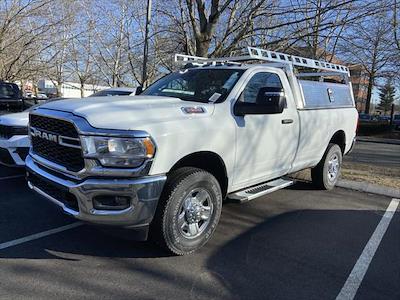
[
  {"left": 0, "top": 175, "right": 25, "bottom": 181},
  {"left": 336, "top": 198, "right": 400, "bottom": 300},
  {"left": 0, "top": 222, "right": 82, "bottom": 251}
]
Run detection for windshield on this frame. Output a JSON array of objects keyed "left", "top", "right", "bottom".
[
  {"left": 89, "top": 90, "right": 134, "bottom": 97},
  {"left": 142, "top": 68, "right": 244, "bottom": 103},
  {"left": 0, "top": 83, "right": 19, "bottom": 99}
]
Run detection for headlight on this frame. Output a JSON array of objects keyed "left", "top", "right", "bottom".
[{"left": 81, "top": 136, "right": 155, "bottom": 168}]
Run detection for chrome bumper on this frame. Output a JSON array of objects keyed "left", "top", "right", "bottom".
[
  {"left": 0, "top": 135, "right": 30, "bottom": 166},
  {"left": 26, "top": 155, "right": 166, "bottom": 228}
]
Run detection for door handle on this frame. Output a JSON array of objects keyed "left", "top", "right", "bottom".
[{"left": 281, "top": 119, "right": 294, "bottom": 124}]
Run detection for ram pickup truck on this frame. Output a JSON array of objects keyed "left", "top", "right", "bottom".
[
  {"left": 26, "top": 47, "right": 358, "bottom": 255},
  {"left": 0, "top": 112, "right": 30, "bottom": 167},
  {"left": 0, "top": 81, "right": 24, "bottom": 111}
]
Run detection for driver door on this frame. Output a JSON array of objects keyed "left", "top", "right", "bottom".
[{"left": 232, "top": 71, "right": 299, "bottom": 190}]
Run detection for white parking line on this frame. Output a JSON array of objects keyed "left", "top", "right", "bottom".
[
  {"left": 0, "top": 175, "right": 24, "bottom": 181},
  {"left": 336, "top": 198, "right": 399, "bottom": 300},
  {"left": 0, "top": 222, "right": 82, "bottom": 251}
]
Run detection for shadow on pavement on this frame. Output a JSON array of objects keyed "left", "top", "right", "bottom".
[{"left": 0, "top": 181, "right": 397, "bottom": 299}]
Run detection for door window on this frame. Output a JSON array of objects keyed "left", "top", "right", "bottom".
[{"left": 241, "top": 72, "right": 283, "bottom": 103}]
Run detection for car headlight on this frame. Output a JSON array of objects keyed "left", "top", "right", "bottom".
[{"left": 81, "top": 136, "right": 155, "bottom": 168}]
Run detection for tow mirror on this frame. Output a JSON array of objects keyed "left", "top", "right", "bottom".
[{"left": 234, "top": 87, "right": 286, "bottom": 116}]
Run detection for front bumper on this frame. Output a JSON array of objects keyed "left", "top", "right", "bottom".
[
  {"left": 0, "top": 99, "right": 23, "bottom": 108},
  {"left": 26, "top": 155, "right": 166, "bottom": 228},
  {"left": 0, "top": 135, "right": 30, "bottom": 166}
]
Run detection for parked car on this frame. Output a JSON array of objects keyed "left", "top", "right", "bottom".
[
  {"left": 377, "top": 115, "right": 391, "bottom": 125},
  {"left": 26, "top": 47, "right": 358, "bottom": 255},
  {"left": 0, "top": 87, "right": 139, "bottom": 166},
  {"left": 0, "top": 87, "right": 138, "bottom": 167},
  {"left": 358, "top": 113, "right": 375, "bottom": 123},
  {"left": 0, "top": 81, "right": 24, "bottom": 111},
  {"left": 0, "top": 112, "right": 30, "bottom": 167},
  {"left": 0, "top": 99, "right": 63, "bottom": 167},
  {"left": 36, "top": 93, "right": 48, "bottom": 99},
  {"left": 89, "top": 87, "right": 138, "bottom": 97},
  {"left": 394, "top": 114, "right": 400, "bottom": 130}
]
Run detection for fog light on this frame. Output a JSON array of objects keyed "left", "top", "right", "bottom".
[{"left": 93, "top": 195, "right": 131, "bottom": 211}]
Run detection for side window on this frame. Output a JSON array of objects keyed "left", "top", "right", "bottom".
[{"left": 241, "top": 72, "right": 283, "bottom": 104}]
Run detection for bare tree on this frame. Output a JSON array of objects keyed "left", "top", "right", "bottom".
[
  {"left": 340, "top": 11, "right": 394, "bottom": 114},
  {"left": 158, "top": 0, "right": 383, "bottom": 59},
  {"left": 0, "top": 0, "right": 56, "bottom": 83}
]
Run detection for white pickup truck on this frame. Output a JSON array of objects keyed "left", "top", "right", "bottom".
[
  {"left": 0, "top": 112, "right": 30, "bottom": 167},
  {"left": 26, "top": 47, "right": 357, "bottom": 255}
]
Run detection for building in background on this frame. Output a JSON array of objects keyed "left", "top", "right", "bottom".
[
  {"left": 37, "top": 80, "right": 109, "bottom": 98},
  {"left": 348, "top": 64, "right": 369, "bottom": 113}
]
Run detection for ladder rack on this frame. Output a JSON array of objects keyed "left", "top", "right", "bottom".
[{"left": 175, "top": 46, "right": 350, "bottom": 76}]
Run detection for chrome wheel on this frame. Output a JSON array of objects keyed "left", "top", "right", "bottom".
[
  {"left": 327, "top": 154, "right": 340, "bottom": 181},
  {"left": 177, "top": 188, "right": 213, "bottom": 239}
]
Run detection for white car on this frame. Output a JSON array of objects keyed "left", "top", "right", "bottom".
[
  {"left": 0, "top": 112, "right": 30, "bottom": 167},
  {"left": 0, "top": 101, "right": 59, "bottom": 167},
  {"left": 26, "top": 47, "right": 357, "bottom": 255},
  {"left": 89, "top": 87, "right": 138, "bottom": 97}
]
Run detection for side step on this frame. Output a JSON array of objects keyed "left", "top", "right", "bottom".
[{"left": 228, "top": 178, "right": 294, "bottom": 203}]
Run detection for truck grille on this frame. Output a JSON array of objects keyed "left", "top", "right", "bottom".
[
  {"left": 0, "top": 125, "right": 28, "bottom": 139},
  {"left": 30, "top": 114, "right": 85, "bottom": 172}
]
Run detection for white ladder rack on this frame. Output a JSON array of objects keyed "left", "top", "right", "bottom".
[{"left": 175, "top": 46, "right": 350, "bottom": 76}]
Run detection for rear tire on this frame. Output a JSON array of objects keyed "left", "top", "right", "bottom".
[
  {"left": 311, "top": 143, "right": 342, "bottom": 190},
  {"left": 150, "top": 167, "right": 222, "bottom": 255}
]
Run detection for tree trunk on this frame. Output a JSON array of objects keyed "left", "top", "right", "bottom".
[
  {"left": 195, "top": 38, "right": 211, "bottom": 57},
  {"left": 56, "top": 82, "right": 63, "bottom": 97},
  {"left": 365, "top": 74, "right": 374, "bottom": 114},
  {"left": 80, "top": 82, "right": 85, "bottom": 98}
]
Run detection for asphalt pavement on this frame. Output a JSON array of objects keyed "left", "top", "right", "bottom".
[
  {"left": 0, "top": 166, "right": 398, "bottom": 299},
  {"left": 345, "top": 141, "right": 400, "bottom": 169}
]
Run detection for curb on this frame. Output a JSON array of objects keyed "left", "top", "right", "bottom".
[
  {"left": 357, "top": 137, "right": 400, "bottom": 145},
  {"left": 337, "top": 179, "right": 400, "bottom": 198}
]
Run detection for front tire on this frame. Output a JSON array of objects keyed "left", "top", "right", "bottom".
[
  {"left": 151, "top": 167, "right": 223, "bottom": 255},
  {"left": 311, "top": 143, "right": 343, "bottom": 190}
]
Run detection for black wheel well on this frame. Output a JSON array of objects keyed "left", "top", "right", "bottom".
[
  {"left": 329, "top": 130, "right": 346, "bottom": 154},
  {"left": 169, "top": 152, "right": 228, "bottom": 198}
]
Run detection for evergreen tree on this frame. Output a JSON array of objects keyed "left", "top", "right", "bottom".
[{"left": 377, "top": 79, "right": 396, "bottom": 114}]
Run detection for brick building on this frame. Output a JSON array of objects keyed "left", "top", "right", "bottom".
[{"left": 348, "top": 64, "right": 369, "bottom": 113}]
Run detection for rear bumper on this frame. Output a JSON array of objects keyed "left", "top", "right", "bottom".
[
  {"left": 26, "top": 155, "right": 166, "bottom": 230},
  {"left": 0, "top": 136, "right": 30, "bottom": 166}
]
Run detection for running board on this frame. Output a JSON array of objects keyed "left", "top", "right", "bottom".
[{"left": 228, "top": 178, "right": 294, "bottom": 203}]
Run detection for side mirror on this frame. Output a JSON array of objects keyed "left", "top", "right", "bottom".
[
  {"left": 135, "top": 86, "right": 143, "bottom": 95},
  {"left": 234, "top": 87, "right": 286, "bottom": 116}
]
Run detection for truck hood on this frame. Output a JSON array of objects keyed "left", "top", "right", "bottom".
[
  {"left": 0, "top": 111, "right": 29, "bottom": 127},
  {"left": 38, "top": 96, "right": 215, "bottom": 130}
]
